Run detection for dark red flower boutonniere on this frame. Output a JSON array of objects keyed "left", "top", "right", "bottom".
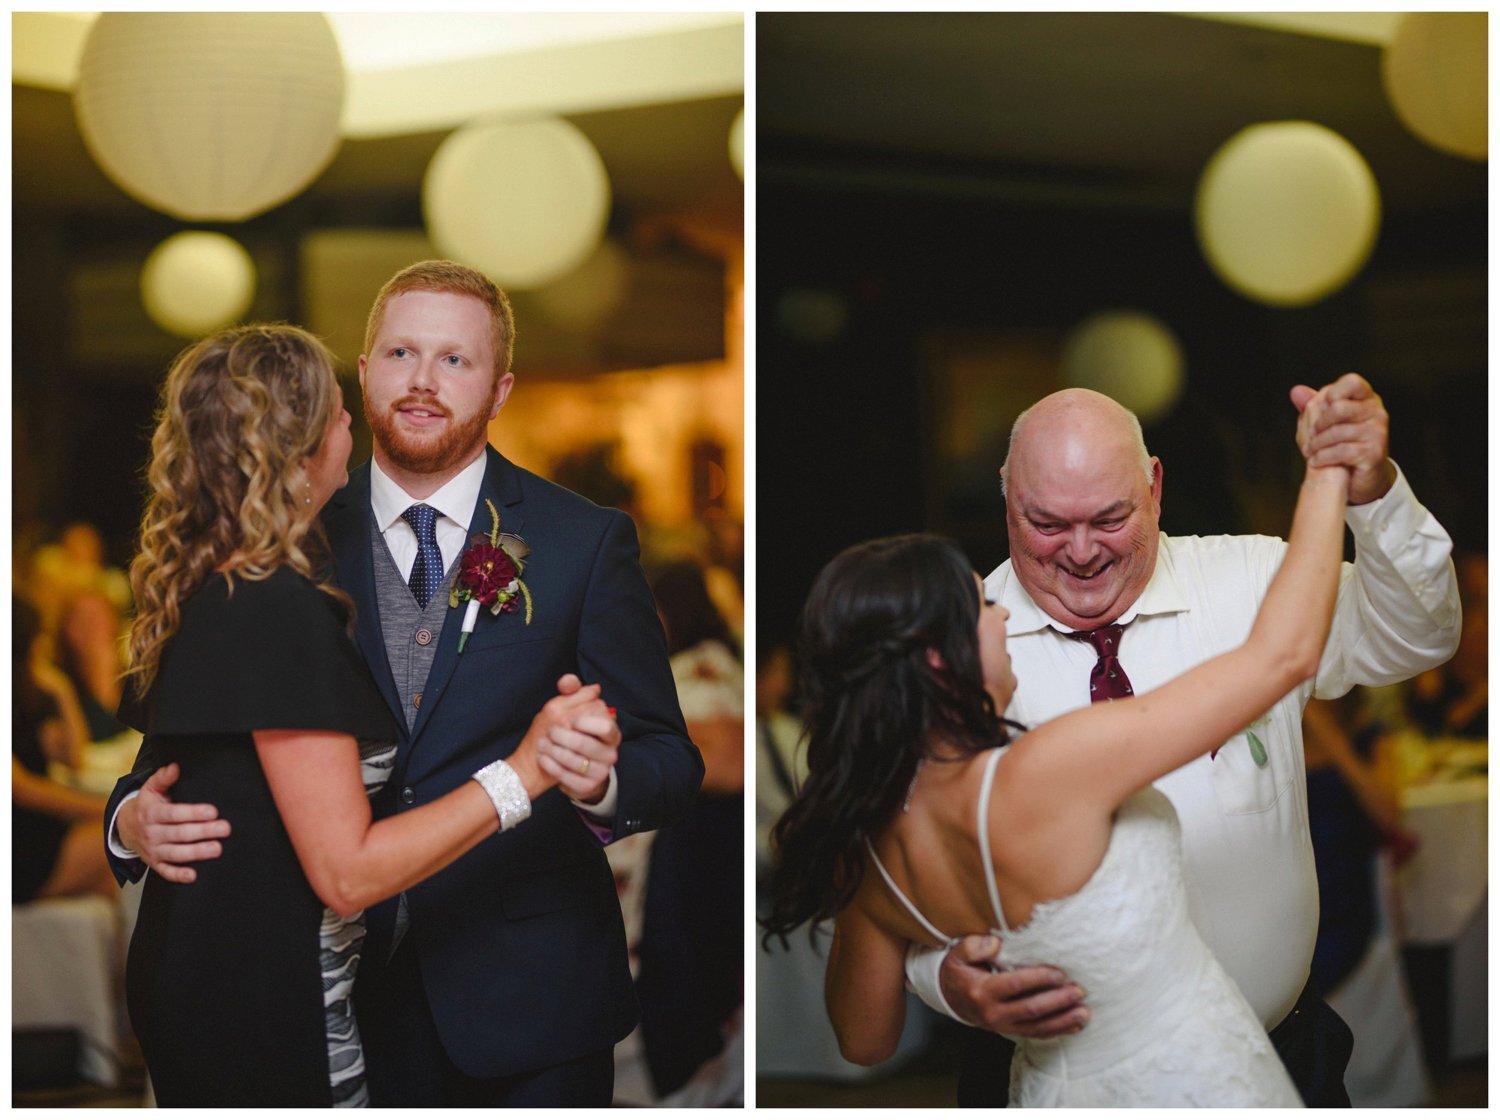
[{"left": 450, "top": 498, "right": 532, "bottom": 653}]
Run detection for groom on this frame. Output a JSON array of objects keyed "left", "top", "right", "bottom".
[
  {"left": 107, "top": 260, "right": 704, "bottom": 1105},
  {"left": 910, "top": 377, "right": 1459, "bottom": 1106}
]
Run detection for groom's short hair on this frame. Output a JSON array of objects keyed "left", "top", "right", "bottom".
[{"left": 364, "top": 260, "right": 515, "bottom": 382}]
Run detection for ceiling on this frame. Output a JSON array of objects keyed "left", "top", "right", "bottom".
[{"left": 757, "top": 11, "right": 1485, "bottom": 218}]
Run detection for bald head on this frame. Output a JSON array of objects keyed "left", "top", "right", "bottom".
[
  {"left": 1000, "top": 389, "right": 1163, "bottom": 630},
  {"left": 1001, "top": 389, "right": 1151, "bottom": 499}
]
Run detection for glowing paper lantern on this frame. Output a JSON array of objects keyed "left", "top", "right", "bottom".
[
  {"left": 141, "top": 232, "right": 257, "bottom": 337},
  {"left": 533, "top": 239, "right": 629, "bottom": 330},
  {"left": 1195, "top": 122, "right": 1381, "bottom": 307},
  {"left": 729, "top": 109, "right": 744, "bottom": 179},
  {"left": 1061, "top": 311, "right": 1184, "bottom": 425},
  {"left": 74, "top": 13, "right": 345, "bottom": 221},
  {"left": 423, "top": 117, "right": 610, "bottom": 290},
  {"left": 1382, "top": 12, "right": 1487, "bottom": 161}
]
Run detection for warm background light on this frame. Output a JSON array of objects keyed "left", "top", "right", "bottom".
[
  {"left": 1382, "top": 12, "right": 1488, "bottom": 162},
  {"left": 140, "top": 232, "right": 257, "bottom": 338},
  {"left": 1194, "top": 121, "right": 1381, "bottom": 307},
  {"left": 423, "top": 117, "right": 611, "bottom": 290},
  {"left": 73, "top": 12, "right": 345, "bottom": 221},
  {"left": 1061, "top": 311, "right": 1185, "bottom": 425}
]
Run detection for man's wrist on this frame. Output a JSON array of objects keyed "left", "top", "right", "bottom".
[{"left": 108, "top": 791, "right": 142, "bottom": 860}]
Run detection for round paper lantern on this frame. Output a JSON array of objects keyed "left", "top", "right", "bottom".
[
  {"left": 1061, "top": 311, "right": 1184, "bottom": 425},
  {"left": 74, "top": 13, "right": 345, "bottom": 221},
  {"left": 729, "top": 109, "right": 745, "bottom": 179},
  {"left": 141, "top": 232, "right": 257, "bottom": 337},
  {"left": 423, "top": 117, "right": 611, "bottom": 290},
  {"left": 1382, "top": 12, "right": 1487, "bottom": 161},
  {"left": 1195, "top": 122, "right": 1381, "bottom": 307},
  {"left": 533, "top": 239, "right": 629, "bottom": 330}
]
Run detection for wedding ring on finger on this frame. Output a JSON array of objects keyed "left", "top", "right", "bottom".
[{"left": 580, "top": 757, "right": 591, "bottom": 776}]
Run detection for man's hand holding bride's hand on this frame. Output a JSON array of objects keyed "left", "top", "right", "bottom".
[
  {"left": 939, "top": 935, "right": 1089, "bottom": 1038},
  {"left": 511, "top": 674, "right": 620, "bottom": 804},
  {"left": 119, "top": 762, "right": 231, "bottom": 884}
]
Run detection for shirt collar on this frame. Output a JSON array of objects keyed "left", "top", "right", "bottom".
[
  {"left": 996, "top": 532, "right": 1189, "bottom": 635},
  {"left": 368, "top": 452, "right": 488, "bottom": 533}
]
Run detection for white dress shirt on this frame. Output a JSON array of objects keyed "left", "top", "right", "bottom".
[{"left": 906, "top": 463, "right": 1459, "bottom": 1030}]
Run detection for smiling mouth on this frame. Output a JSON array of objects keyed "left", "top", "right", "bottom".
[
  {"left": 397, "top": 403, "right": 447, "bottom": 422},
  {"left": 1061, "top": 562, "right": 1112, "bottom": 583}
]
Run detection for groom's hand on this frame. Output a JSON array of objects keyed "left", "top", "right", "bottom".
[
  {"left": 527, "top": 674, "right": 620, "bottom": 804},
  {"left": 119, "top": 763, "right": 231, "bottom": 884},
  {"left": 939, "top": 935, "right": 1088, "bottom": 1038}
]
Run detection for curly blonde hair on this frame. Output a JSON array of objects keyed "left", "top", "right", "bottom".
[
  {"left": 362, "top": 259, "right": 515, "bottom": 380},
  {"left": 128, "top": 324, "right": 350, "bottom": 696}
]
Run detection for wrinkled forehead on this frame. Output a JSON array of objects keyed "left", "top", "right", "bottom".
[{"left": 1009, "top": 429, "right": 1146, "bottom": 514}]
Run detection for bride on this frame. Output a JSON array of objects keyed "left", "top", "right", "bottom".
[{"left": 762, "top": 460, "right": 1348, "bottom": 1106}]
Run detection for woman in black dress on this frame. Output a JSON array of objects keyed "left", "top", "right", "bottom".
[{"left": 121, "top": 325, "right": 615, "bottom": 1106}]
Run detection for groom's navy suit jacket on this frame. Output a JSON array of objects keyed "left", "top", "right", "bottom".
[{"left": 108, "top": 447, "right": 702, "bottom": 1080}]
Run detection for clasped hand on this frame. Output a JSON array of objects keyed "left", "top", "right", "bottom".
[
  {"left": 938, "top": 935, "right": 1090, "bottom": 1039},
  {"left": 522, "top": 673, "right": 621, "bottom": 805}
]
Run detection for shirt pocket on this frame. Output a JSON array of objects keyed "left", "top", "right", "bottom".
[{"left": 1208, "top": 719, "right": 1292, "bottom": 815}]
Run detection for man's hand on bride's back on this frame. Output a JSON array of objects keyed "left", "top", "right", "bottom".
[
  {"left": 119, "top": 762, "right": 231, "bottom": 884},
  {"left": 939, "top": 935, "right": 1089, "bottom": 1038}
]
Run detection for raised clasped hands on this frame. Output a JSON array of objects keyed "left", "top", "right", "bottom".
[
  {"left": 1290, "top": 372, "right": 1396, "bottom": 505},
  {"left": 520, "top": 673, "right": 621, "bottom": 805},
  {"left": 939, "top": 934, "right": 1089, "bottom": 1038}
]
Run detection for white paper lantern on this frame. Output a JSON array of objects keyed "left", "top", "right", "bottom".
[
  {"left": 1382, "top": 12, "right": 1487, "bottom": 161},
  {"left": 533, "top": 239, "right": 629, "bottom": 330},
  {"left": 729, "top": 109, "right": 745, "bottom": 179},
  {"left": 423, "top": 117, "right": 611, "bottom": 290},
  {"left": 1061, "top": 311, "right": 1184, "bottom": 425},
  {"left": 1195, "top": 122, "right": 1381, "bottom": 307},
  {"left": 74, "top": 13, "right": 345, "bottom": 221},
  {"left": 141, "top": 232, "right": 257, "bottom": 337}
]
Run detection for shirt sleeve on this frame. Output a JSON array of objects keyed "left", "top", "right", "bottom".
[
  {"left": 904, "top": 941, "right": 966, "bottom": 1022},
  {"left": 1315, "top": 461, "right": 1462, "bottom": 698}
]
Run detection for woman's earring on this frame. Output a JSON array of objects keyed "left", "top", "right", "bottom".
[{"left": 304, "top": 480, "right": 313, "bottom": 506}]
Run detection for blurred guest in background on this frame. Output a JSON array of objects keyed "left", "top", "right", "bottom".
[
  {"left": 635, "top": 558, "right": 744, "bottom": 1104},
  {"left": 1408, "top": 552, "right": 1486, "bottom": 739},
  {"left": 755, "top": 641, "right": 804, "bottom": 881},
  {"left": 56, "top": 585, "right": 131, "bottom": 743},
  {"left": 13, "top": 594, "right": 116, "bottom": 903},
  {"left": 1302, "top": 696, "right": 1412, "bottom": 996}
]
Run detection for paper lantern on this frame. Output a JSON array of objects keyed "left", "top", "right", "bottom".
[
  {"left": 533, "top": 239, "right": 629, "bottom": 330},
  {"left": 423, "top": 117, "right": 610, "bottom": 290},
  {"left": 1382, "top": 12, "right": 1487, "bottom": 161},
  {"left": 141, "top": 232, "right": 257, "bottom": 337},
  {"left": 1061, "top": 311, "right": 1184, "bottom": 425},
  {"left": 729, "top": 109, "right": 745, "bottom": 179},
  {"left": 1195, "top": 122, "right": 1381, "bottom": 307},
  {"left": 74, "top": 13, "right": 345, "bottom": 221}
]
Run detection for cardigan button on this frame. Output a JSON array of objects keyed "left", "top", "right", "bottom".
[{"left": 415, "top": 627, "right": 434, "bottom": 646}]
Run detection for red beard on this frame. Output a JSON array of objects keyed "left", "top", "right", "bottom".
[{"left": 364, "top": 395, "right": 492, "bottom": 477}]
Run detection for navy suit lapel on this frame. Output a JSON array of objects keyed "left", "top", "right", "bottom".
[
  {"left": 323, "top": 463, "right": 405, "bottom": 735},
  {"left": 407, "top": 447, "right": 526, "bottom": 746}
]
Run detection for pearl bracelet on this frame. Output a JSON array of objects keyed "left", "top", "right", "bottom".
[{"left": 471, "top": 758, "right": 531, "bottom": 832}]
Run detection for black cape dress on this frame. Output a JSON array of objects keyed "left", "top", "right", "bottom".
[{"left": 123, "top": 567, "right": 399, "bottom": 1107}]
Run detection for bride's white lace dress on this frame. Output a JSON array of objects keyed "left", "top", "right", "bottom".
[{"left": 870, "top": 748, "right": 1303, "bottom": 1107}]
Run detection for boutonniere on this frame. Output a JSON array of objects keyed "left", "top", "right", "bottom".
[
  {"left": 450, "top": 498, "right": 532, "bottom": 653},
  {"left": 1212, "top": 714, "right": 1270, "bottom": 766}
]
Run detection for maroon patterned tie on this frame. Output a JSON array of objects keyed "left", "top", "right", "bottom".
[{"left": 1070, "top": 623, "right": 1134, "bottom": 703}]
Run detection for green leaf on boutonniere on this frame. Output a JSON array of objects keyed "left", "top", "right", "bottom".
[{"left": 1246, "top": 730, "right": 1268, "bottom": 768}]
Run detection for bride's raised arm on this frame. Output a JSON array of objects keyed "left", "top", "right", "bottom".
[{"left": 1018, "top": 463, "right": 1350, "bottom": 812}]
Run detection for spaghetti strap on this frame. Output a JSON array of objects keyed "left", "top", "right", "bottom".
[
  {"left": 976, "top": 749, "right": 1011, "bottom": 934},
  {"left": 863, "top": 839, "right": 954, "bottom": 945}
]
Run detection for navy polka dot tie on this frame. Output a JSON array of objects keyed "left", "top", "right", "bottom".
[
  {"left": 401, "top": 504, "right": 444, "bottom": 608},
  {"left": 1069, "top": 623, "right": 1134, "bottom": 703}
]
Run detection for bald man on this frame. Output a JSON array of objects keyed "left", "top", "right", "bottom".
[{"left": 906, "top": 375, "right": 1460, "bottom": 1106}]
